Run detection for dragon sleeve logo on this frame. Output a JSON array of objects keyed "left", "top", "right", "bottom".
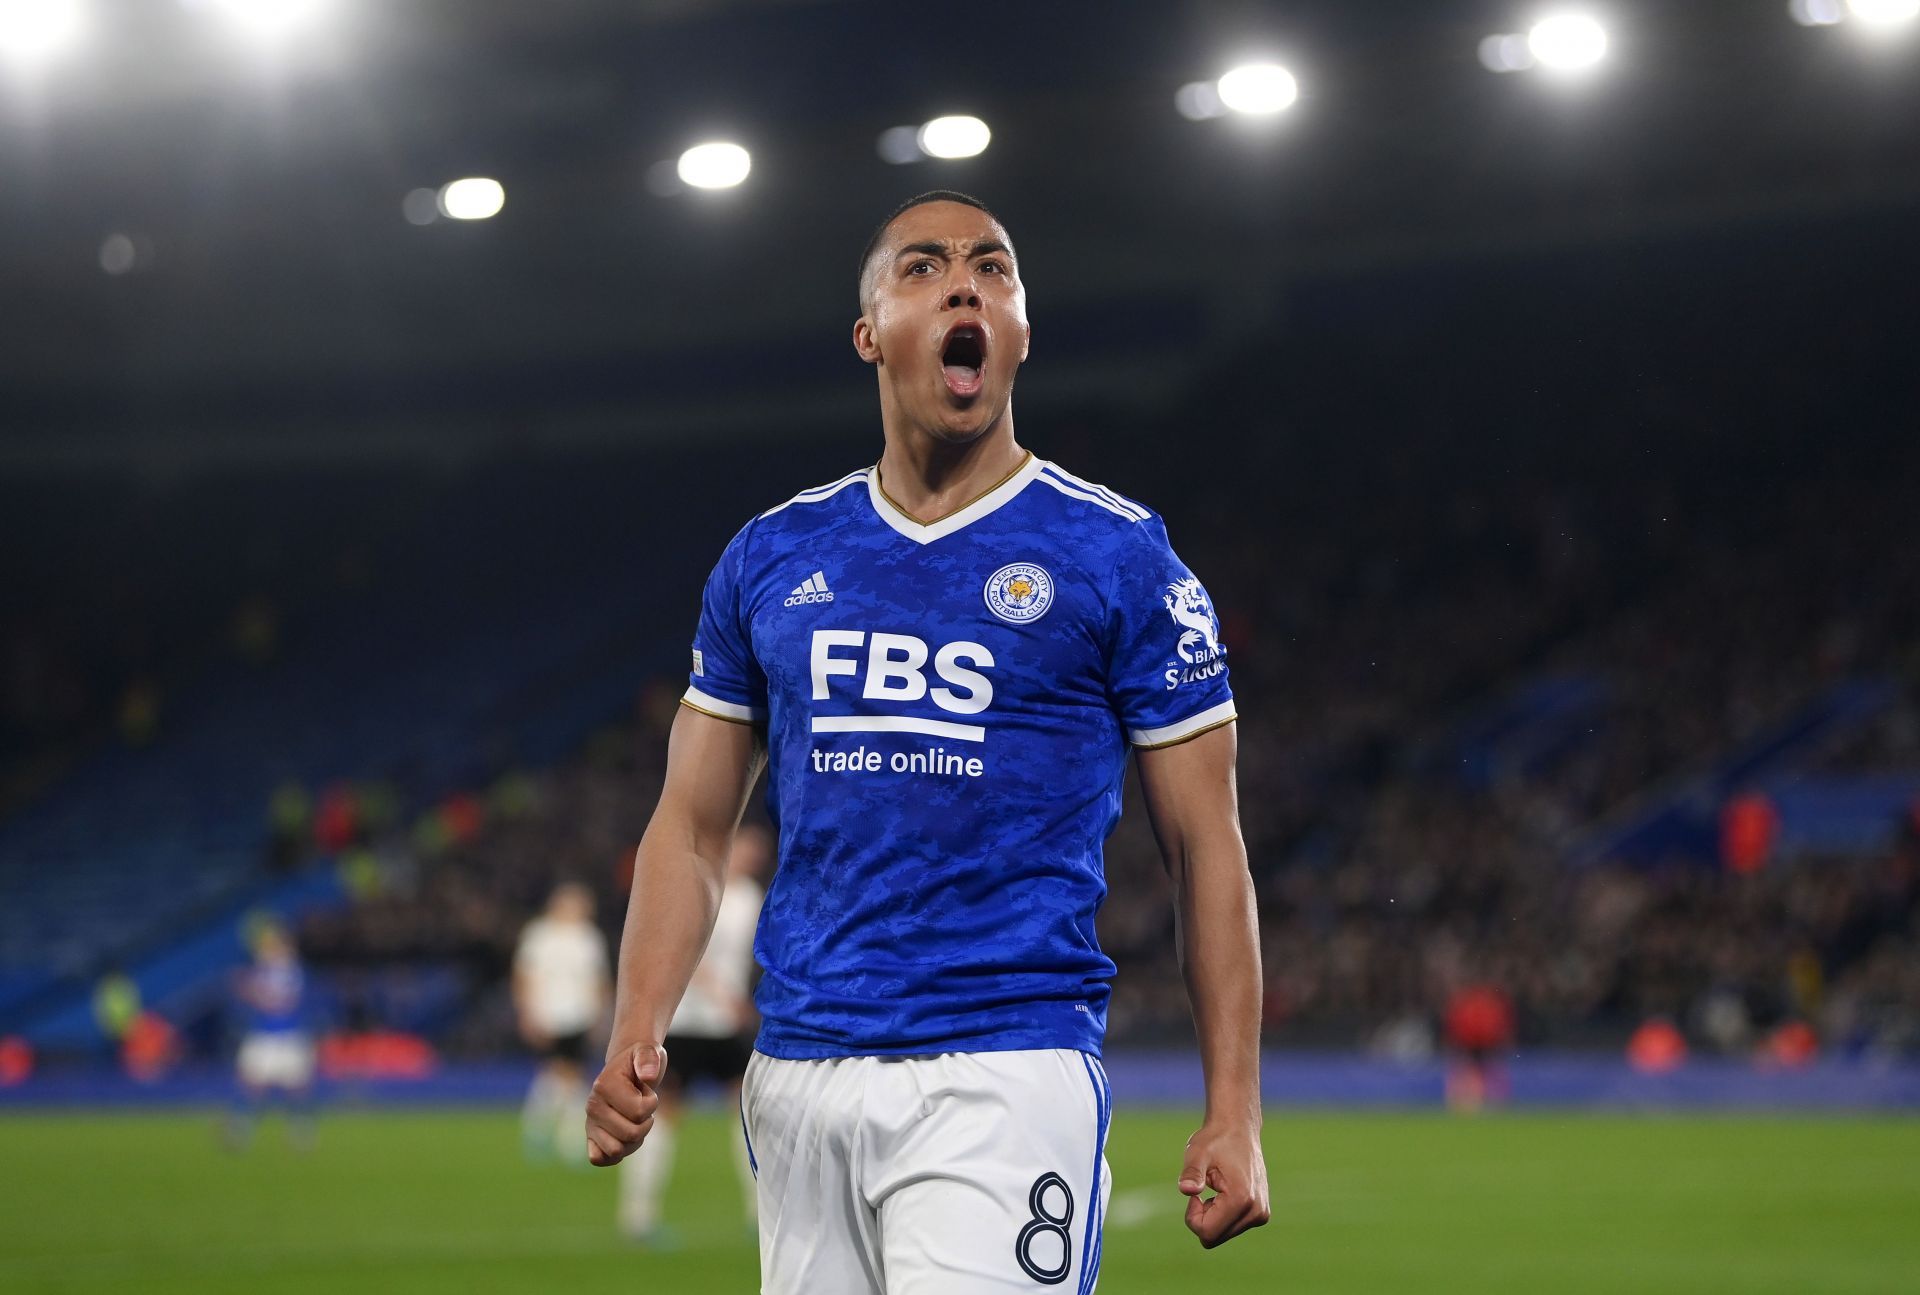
[
  {"left": 1163, "top": 578, "right": 1219, "bottom": 662},
  {"left": 1162, "top": 577, "right": 1226, "bottom": 689}
]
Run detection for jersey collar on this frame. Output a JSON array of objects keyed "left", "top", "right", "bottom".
[{"left": 867, "top": 451, "right": 1043, "bottom": 545}]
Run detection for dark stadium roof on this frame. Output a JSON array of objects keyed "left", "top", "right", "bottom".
[{"left": 1, "top": 0, "right": 1915, "bottom": 465}]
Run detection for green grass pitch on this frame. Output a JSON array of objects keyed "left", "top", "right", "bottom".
[{"left": 2, "top": 1107, "right": 1916, "bottom": 1293}]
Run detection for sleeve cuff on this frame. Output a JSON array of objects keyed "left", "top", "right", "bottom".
[
  {"left": 1129, "top": 699, "right": 1237, "bottom": 749},
  {"left": 681, "top": 685, "right": 766, "bottom": 725}
]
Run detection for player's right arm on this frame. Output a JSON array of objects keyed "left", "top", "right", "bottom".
[{"left": 584, "top": 704, "right": 765, "bottom": 1167}]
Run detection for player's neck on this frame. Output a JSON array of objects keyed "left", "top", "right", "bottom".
[{"left": 875, "top": 416, "right": 1026, "bottom": 525}]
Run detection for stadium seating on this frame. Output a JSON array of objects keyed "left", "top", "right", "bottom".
[{"left": 3, "top": 237, "right": 1916, "bottom": 1063}]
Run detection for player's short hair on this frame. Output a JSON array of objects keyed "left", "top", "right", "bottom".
[{"left": 857, "top": 189, "right": 1010, "bottom": 311}]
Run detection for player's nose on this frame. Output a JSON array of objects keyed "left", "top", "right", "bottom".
[{"left": 942, "top": 276, "right": 981, "bottom": 311}]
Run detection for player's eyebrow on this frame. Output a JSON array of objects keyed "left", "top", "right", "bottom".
[{"left": 894, "top": 239, "right": 1016, "bottom": 266}]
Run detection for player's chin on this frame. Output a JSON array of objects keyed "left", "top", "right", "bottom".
[{"left": 927, "top": 395, "right": 1005, "bottom": 442}]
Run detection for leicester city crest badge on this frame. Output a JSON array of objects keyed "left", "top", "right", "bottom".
[{"left": 984, "top": 562, "right": 1055, "bottom": 624}]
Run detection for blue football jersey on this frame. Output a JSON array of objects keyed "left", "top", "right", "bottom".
[
  {"left": 683, "top": 454, "right": 1235, "bottom": 1059},
  {"left": 241, "top": 959, "right": 308, "bottom": 1035}
]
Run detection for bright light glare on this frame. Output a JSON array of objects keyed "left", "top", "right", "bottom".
[
  {"left": 207, "top": 0, "right": 328, "bottom": 39},
  {"left": 1790, "top": 0, "right": 1847, "bottom": 24},
  {"left": 401, "top": 188, "right": 439, "bottom": 226},
  {"left": 916, "top": 115, "right": 991, "bottom": 160},
  {"left": 98, "top": 233, "right": 136, "bottom": 275},
  {"left": 1527, "top": 14, "right": 1609, "bottom": 69},
  {"left": 677, "top": 141, "right": 752, "bottom": 190},
  {"left": 0, "top": 0, "right": 85, "bottom": 62},
  {"left": 876, "top": 125, "right": 921, "bottom": 164},
  {"left": 1847, "top": 0, "right": 1920, "bottom": 25},
  {"left": 1216, "top": 63, "right": 1299, "bottom": 114},
  {"left": 438, "top": 177, "right": 505, "bottom": 221},
  {"left": 1174, "top": 80, "right": 1227, "bottom": 120},
  {"left": 1478, "top": 33, "right": 1536, "bottom": 72}
]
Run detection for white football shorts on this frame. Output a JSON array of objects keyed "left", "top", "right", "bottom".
[
  {"left": 236, "top": 1032, "right": 316, "bottom": 1090},
  {"left": 740, "top": 1047, "right": 1113, "bottom": 1293}
]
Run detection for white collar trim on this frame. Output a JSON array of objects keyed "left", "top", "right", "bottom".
[{"left": 867, "top": 452, "right": 1044, "bottom": 545}]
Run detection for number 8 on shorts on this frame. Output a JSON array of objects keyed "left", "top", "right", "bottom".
[{"left": 1015, "top": 1172, "right": 1075, "bottom": 1284}]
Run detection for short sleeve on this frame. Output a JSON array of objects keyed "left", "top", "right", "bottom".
[
  {"left": 1104, "top": 517, "right": 1237, "bottom": 748},
  {"left": 682, "top": 524, "right": 769, "bottom": 724}
]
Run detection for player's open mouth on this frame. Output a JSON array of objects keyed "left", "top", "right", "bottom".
[{"left": 940, "top": 322, "right": 987, "bottom": 399}]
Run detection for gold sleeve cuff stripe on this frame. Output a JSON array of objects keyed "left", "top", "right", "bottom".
[
  {"left": 678, "top": 698, "right": 759, "bottom": 726},
  {"left": 1129, "top": 701, "right": 1238, "bottom": 749},
  {"left": 681, "top": 686, "right": 765, "bottom": 725}
]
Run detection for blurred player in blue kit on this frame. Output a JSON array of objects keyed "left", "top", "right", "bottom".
[
  {"left": 226, "top": 922, "right": 317, "bottom": 1151},
  {"left": 586, "top": 192, "right": 1269, "bottom": 1291}
]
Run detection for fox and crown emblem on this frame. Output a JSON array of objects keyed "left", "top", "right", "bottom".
[{"left": 983, "top": 562, "right": 1054, "bottom": 624}]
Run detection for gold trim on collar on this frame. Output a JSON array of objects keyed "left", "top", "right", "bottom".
[{"left": 873, "top": 450, "right": 1034, "bottom": 527}]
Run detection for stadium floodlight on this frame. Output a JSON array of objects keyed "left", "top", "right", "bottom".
[
  {"left": 204, "top": 0, "right": 329, "bottom": 41},
  {"left": 437, "top": 177, "right": 505, "bottom": 221},
  {"left": 401, "top": 188, "right": 440, "bottom": 226},
  {"left": 1790, "top": 0, "right": 1848, "bottom": 24},
  {"left": 1526, "top": 14, "right": 1609, "bottom": 70},
  {"left": 1215, "top": 62, "right": 1299, "bottom": 114},
  {"left": 0, "top": 0, "right": 85, "bottom": 64},
  {"left": 1478, "top": 33, "right": 1537, "bottom": 72},
  {"left": 98, "top": 233, "right": 137, "bottom": 275},
  {"left": 876, "top": 125, "right": 922, "bottom": 164},
  {"left": 1846, "top": 0, "right": 1920, "bottom": 25},
  {"left": 916, "top": 115, "right": 991, "bottom": 160},
  {"left": 677, "top": 141, "right": 751, "bottom": 190},
  {"left": 1173, "top": 80, "right": 1228, "bottom": 120}
]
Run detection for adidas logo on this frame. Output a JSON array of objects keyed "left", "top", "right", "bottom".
[{"left": 783, "top": 570, "right": 834, "bottom": 607}]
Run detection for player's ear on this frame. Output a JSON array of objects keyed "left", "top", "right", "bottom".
[
  {"left": 852, "top": 315, "right": 882, "bottom": 365},
  {"left": 1019, "top": 318, "right": 1031, "bottom": 364}
]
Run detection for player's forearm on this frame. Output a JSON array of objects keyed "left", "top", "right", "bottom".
[
  {"left": 1173, "top": 831, "right": 1264, "bottom": 1127},
  {"left": 606, "top": 816, "right": 730, "bottom": 1055}
]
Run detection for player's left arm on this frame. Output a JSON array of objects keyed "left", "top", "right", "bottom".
[{"left": 1136, "top": 721, "right": 1271, "bottom": 1249}]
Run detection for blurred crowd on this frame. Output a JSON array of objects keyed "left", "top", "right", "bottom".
[
  {"left": 286, "top": 698, "right": 677, "bottom": 1055},
  {"left": 262, "top": 405, "right": 1920, "bottom": 1061},
  {"left": 7, "top": 242, "right": 1919, "bottom": 1066},
  {"left": 1106, "top": 782, "right": 1920, "bottom": 1060}
]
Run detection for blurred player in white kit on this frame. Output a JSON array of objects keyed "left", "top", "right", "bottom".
[
  {"left": 618, "top": 824, "right": 770, "bottom": 1243},
  {"left": 513, "top": 880, "right": 611, "bottom": 1160}
]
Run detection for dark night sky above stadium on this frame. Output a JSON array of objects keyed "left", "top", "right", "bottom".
[{"left": 0, "top": 0, "right": 1915, "bottom": 468}]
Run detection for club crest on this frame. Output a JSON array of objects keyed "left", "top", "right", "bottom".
[{"left": 984, "top": 562, "right": 1055, "bottom": 624}]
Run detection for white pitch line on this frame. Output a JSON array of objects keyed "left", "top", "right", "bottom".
[{"left": 1105, "top": 1187, "right": 1180, "bottom": 1229}]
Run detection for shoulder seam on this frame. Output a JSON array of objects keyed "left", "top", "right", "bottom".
[
  {"left": 758, "top": 468, "right": 871, "bottom": 519},
  {"left": 1034, "top": 470, "right": 1144, "bottom": 524},
  {"left": 1038, "top": 463, "right": 1150, "bottom": 520}
]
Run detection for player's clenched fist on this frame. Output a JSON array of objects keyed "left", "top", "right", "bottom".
[
  {"left": 584, "top": 1041, "right": 668, "bottom": 1167},
  {"left": 1178, "top": 1120, "right": 1271, "bottom": 1249}
]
